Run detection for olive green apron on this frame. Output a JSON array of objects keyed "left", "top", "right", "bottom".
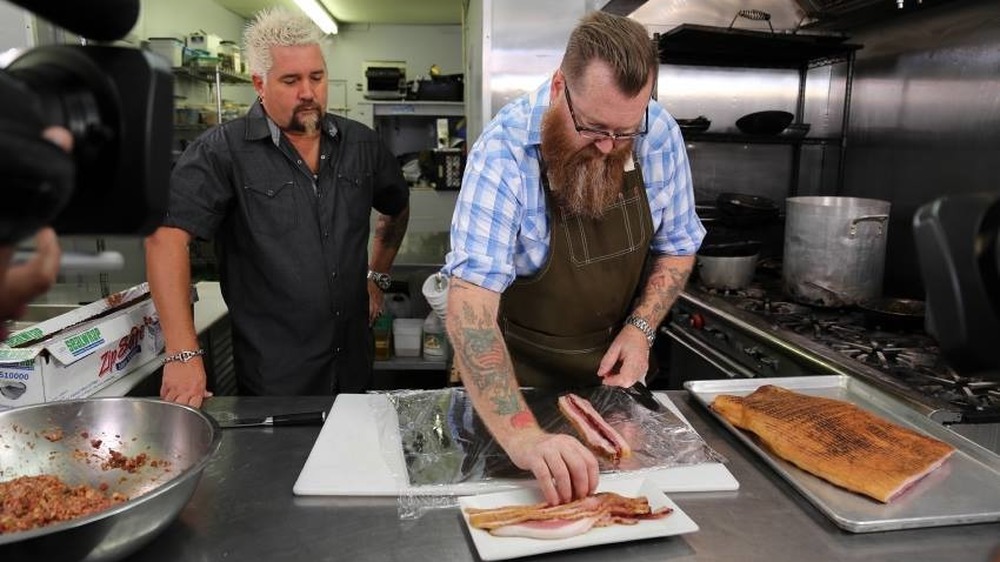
[{"left": 498, "top": 155, "right": 654, "bottom": 388}]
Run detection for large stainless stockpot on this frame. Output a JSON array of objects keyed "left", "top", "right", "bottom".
[{"left": 782, "top": 196, "right": 891, "bottom": 307}]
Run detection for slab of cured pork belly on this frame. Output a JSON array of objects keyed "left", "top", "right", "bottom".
[
  {"left": 464, "top": 492, "right": 672, "bottom": 539},
  {"left": 710, "top": 385, "right": 955, "bottom": 503},
  {"left": 557, "top": 393, "right": 632, "bottom": 462}
]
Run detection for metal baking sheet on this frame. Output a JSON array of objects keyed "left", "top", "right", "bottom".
[{"left": 685, "top": 375, "right": 1000, "bottom": 533}]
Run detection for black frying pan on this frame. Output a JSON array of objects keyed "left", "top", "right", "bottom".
[
  {"left": 716, "top": 193, "right": 780, "bottom": 227},
  {"left": 717, "top": 192, "right": 779, "bottom": 213},
  {"left": 858, "top": 298, "right": 926, "bottom": 331},
  {"left": 698, "top": 240, "right": 762, "bottom": 257}
]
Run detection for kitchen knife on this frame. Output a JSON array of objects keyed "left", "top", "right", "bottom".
[
  {"left": 626, "top": 382, "right": 664, "bottom": 412},
  {"left": 217, "top": 410, "right": 327, "bottom": 429}
]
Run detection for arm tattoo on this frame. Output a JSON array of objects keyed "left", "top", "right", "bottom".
[
  {"left": 455, "top": 300, "right": 524, "bottom": 416},
  {"left": 639, "top": 256, "right": 693, "bottom": 322},
  {"left": 373, "top": 207, "right": 409, "bottom": 249}
]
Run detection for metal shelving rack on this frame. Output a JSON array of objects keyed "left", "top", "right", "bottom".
[
  {"left": 172, "top": 66, "right": 251, "bottom": 125},
  {"left": 656, "top": 24, "right": 863, "bottom": 194}
]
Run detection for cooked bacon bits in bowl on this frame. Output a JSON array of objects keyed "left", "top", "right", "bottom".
[
  {"left": 0, "top": 398, "right": 220, "bottom": 562},
  {"left": 0, "top": 475, "right": 127, "bottom": 534}
]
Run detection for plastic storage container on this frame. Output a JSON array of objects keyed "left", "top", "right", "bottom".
[
  {"left": 373, "top": 315, "right": 393, "bottom": 361},
  {"left": 393, "top": 318, "right": 423, "bottom": 357},
  {"left": 147, "top": 37, "right": 185, "bottom": 67},
  {"left": 384, "top": 293, "right": 412, "bottom": 320},
  {"left": 422, "top": 312, "right": 448, "bottom": 358}
]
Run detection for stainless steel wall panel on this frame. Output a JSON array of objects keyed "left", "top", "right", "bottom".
[
  {"left": 465, "top": 0, "right": 599, "bottom": 143},
  {"left": 657, "top": 65, "right": 801, "bottom": 134},
  {"left": 842, "top": 0, "right": 1000, "bottom": 297}
]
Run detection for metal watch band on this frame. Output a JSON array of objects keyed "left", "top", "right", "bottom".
[
  {"left": 367, "top": 269, "right": 391, "bottom": 291},
  {"left": 625, "top": 315, "right": 656, "bottom": 347},
  {"left": 162, "top": 348, "right": 205, "bottom": 365}
]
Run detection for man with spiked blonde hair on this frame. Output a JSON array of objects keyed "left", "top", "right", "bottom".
[{"left": 146, "top": 8, "right": 409, "bottom": 405}]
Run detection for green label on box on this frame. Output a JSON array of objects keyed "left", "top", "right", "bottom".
[
  {"left": 0, "top": 347, "right": 37, "bottom": 364},
  {"left": 3, "top": 327, "right": 44, "bottom": 348},
  {"left": 64, "top": 328, "right": 105, "bottom": 356}
]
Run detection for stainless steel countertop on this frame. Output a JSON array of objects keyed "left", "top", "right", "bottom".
[{"left": 120, "top": 393, "right": 1000, "bottom": 562}]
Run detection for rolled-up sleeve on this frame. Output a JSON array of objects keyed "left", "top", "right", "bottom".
[
  {"left": 443, "top": 132, "right": 525, "bottom": 293},
  {"left": 642, "top": 105, "right": 706, "bottom": 256}
]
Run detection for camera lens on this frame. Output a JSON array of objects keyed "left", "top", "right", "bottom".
[
  {"left": 8, "top": 46, "right": 119, "bottom": 194},
  {"left": 4, "top": 45, "right": 172, "bottom": 236}
]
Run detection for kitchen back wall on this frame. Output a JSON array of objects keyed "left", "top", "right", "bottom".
[{"left": 841, "top": 0, "right": 1000, "bottom": 298}]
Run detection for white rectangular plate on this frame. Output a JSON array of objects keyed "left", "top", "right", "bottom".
[{"left": 457, "top": 478, "right": 698, "bottom": 561}]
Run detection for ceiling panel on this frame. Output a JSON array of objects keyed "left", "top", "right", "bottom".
[{"left": 214, "top": 0, "right": 464, "bottom": 25}]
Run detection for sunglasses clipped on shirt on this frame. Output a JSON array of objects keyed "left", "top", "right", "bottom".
[{"left": 563, "top": 84, "right": 649, "bottom": 142}]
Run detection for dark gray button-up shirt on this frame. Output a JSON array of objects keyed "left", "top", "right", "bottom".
[{"left": 166, "top": 100, "right": 408, "bottom": 395}]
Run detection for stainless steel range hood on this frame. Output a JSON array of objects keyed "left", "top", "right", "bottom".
[
  {"left": 795, "top": 0, "right": 890, "bottom": 17},
  {"left": 626, "top": 0, "right": 811, "bottom": 30},
  {"left": 623, "top": 0, "right": 934, "bottom": 29}
]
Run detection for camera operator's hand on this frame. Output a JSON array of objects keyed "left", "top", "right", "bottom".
[
  {"left": 0, "top": 127, "right": 72, "bottom": 341},
  {"left": 0, "top": 228, "right": 60, "bottom": 341}
]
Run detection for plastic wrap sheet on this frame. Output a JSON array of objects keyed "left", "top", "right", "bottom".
[{"left": 371, "top": 386, "right": 724, "bottom": 519}]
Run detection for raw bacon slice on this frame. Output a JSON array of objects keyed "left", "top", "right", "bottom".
[
  {"left": 488, "top": 515, "right": 601, "bottom": 539},
  {"left": 465, "top": 491, "right": 671, "bottom": 539},
  {"left": 558, "top": 393, "right": 632, "bottom": 462},
  {"left": 711, "top": 385, "right": 956, "bottom": 503}
]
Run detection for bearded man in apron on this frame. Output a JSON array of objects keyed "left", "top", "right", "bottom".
[{"left": 441, "top": 12, "right": 705, "bottom": 506}]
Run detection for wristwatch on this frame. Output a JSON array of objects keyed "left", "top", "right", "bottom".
[
  {"left": 625, "top": 315, "right": 656, "bottom": 348},
  {"left": 367, "top": 270, "right": 392, "bottom": 291}
]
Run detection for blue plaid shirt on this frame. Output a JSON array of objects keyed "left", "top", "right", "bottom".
[{"left": 442, "top": 78, "right": 705, "bottom": 293}]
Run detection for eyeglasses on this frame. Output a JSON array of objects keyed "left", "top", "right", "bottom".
[{"left": 563, "top": 84, "right": 648, "bottom": 142}]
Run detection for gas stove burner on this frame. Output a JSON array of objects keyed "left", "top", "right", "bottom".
[
  {"left": 736, "top": 296, "right": 814, "bottom": 317},
  {"left": 767, "top": 301, "right": 811, "bottom": 316},
  {"left": 698, "top": 284, "right": 754, "bottom": 298},
  {"left": 896, "top": 350, "right": 939, "bottom": 369},
  {"left": 890, "top": 367, "right": 1000, "bottom": 412},
  {"left": 830, "top": 339, "right": 910, "bottom": 368}
]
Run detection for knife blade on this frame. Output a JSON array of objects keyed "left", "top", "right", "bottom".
[
  {"left": 626, "top": 382, "right": 663, "bottom": 412},
  {"left": 218, "top": 410, "right": 327, "bottom": 429}
]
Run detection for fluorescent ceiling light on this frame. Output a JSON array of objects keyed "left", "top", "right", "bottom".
[{"left": 293, "top": 0, "right": 339, "bottom": 35}]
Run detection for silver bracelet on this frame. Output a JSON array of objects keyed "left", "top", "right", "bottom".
[
  {"left": 624, "top": 315, "right": 656, "bottom": 348},
  {"left": 162, "top": 349, "right": 205, "bottom": 365}
]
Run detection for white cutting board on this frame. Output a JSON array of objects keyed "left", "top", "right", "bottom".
[{"left": 292, "top": 392, "right": 738, "bottom": 496}]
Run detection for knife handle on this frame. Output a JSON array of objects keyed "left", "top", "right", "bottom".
[{"left": 272, "top": 411, "right": 327, "bottom": 426}]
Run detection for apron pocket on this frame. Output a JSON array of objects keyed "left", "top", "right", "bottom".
[{"left": 563, "top": 191, "right": 649, "bottom": 266}]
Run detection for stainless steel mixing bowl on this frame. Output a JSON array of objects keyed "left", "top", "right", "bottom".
[{"left": 0, "top": 398, "right": 221, "bottom": 561}]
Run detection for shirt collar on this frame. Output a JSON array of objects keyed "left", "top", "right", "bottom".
[
  {"left": 244, "top": 98, "right": 340, "bottom": 145},
  {"left": 526, "top": 78, "right": 553, "bottom": 148}
]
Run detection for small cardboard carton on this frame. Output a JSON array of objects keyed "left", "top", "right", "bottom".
[{"left": 0, "top": 283, "right": 165, "bottom": 407}]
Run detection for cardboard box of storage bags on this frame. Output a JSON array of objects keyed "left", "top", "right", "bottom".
[{"left": 0, "top": 283, "right": 166, "bottom": 407}]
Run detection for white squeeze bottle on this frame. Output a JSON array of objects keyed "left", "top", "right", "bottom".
[{"left": 422, "top": 311, "right": 447, "bottom": 358}]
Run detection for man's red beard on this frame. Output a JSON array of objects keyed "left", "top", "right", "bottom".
[{"left": 540, "top": 107, "right": 633, "bottom": 219}]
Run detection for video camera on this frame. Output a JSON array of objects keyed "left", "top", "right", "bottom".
[{"left": 0, "top": 0, "right": 171, "bottom": 245}]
